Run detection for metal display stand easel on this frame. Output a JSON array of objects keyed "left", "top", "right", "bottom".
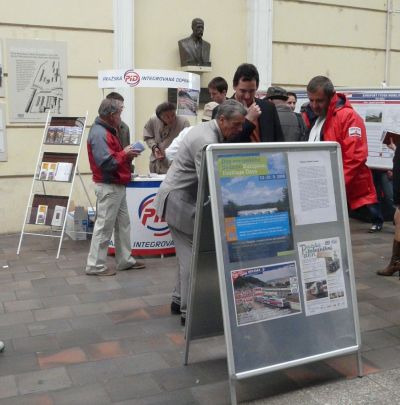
[
  {"left": 185, "top": 142, "right": 363, "bottom": 405},
  {"left": 17, "top": 111, "right": 93, "bottom": 259}
]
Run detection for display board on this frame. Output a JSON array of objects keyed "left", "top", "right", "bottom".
[
  {"left": 186, "top": 143, "right": 361, "bottom": 404},
  {"left": 296, "top": 88, "right": 400, "bottom": 169},
  {"left": 7, "top": 39, "right": 68, "bottom": 123}
]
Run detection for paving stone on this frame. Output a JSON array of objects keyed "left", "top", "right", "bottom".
[
  {"left": 114, "top": 388, "right": 200, "bottom": 405},
  {"left": 37, "top": 347, "right": 87, "bottom": 369},
  {"left": 70, "top": 301, "right": 112, "bottom": 316},
  {"left": 103, "top": 374, "right": 163, "bottom": 402},
  {"left": 40, "top": 294, "right": 80, "bottom": 308},
  {"left": 56, "top": 328, "right": 102, "bottom": 349},
  {"left": 27, "top": 319, "right": 72, "bottom": 336},
  {"left": 49, "top": 382, "right": 111, "bottom": 405},
  {"left": 359, "top": 313, "right": 394, "bottom": 332},
  {"left": 4, "top": 298, "right": 42, "bottom": 312},
  {"left": 0, "top": 310, "right": 34, "bottom": 326},
  {"left": 0, "top": 375, "right": 18, "bottom": 399},
  {"left": 16, "top": 366, "right": 72, "bottom": 395},
  {"left": 33, "top": 306, "right": 74, "bottom": 322},
  {"left": 0, "top": 324, "right": 30, "bottom": 339},
  {"left": 68, "top": 314, "right": 114, "bottom": 330},
  {"left": 106, "top": 297, "right": 147, "bottom": 312},
  {"left": 12, "top": 334, "right": 60, "bottom": 354},
  {"left": 113, "top": 352, "right": 170, "bottom": 376},
  {"left": 0, "top": 393, "right": 54, "bottom": 405},
  {"left": 362, "top": 346, "right": 400, "bottom": 370},
  {"left": 84, "top": 340, "right": 130, "bottom": 361},
  {"left": 361, "top": 329, "right": 400, "bottom": 349},
  {"left": 0, "top": 353, "right": 39, "bottom": 376},
  {"left": 67, "top": 357, "right": 122, "bottom": 386}
]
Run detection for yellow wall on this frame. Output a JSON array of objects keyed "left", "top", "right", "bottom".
[{"left": 1, "top": 0, "right": 400, "bottom": 233}]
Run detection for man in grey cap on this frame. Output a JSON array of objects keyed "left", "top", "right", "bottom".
[{"left": 265, "top": 86, "right": 306, "bottom": 142}]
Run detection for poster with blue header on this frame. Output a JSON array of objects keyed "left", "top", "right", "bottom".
[{"left": 217, "top": 152, "right": 293, "bottom": 263}]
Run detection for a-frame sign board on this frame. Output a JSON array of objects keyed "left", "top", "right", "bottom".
[{"left": 185, "top": 142, "right": 362, "bottom": 405}]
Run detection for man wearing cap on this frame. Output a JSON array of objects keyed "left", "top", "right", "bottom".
[{"left": 265, "top": 86, "right": 306, "bottom": 142}]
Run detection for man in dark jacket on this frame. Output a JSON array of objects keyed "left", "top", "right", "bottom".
[
  {"left": 230, "top": 63, "right": 283, "bottom": 143},
  {"left": 265, "top": 86, "right": 306, "bottom": 142},
  {"left": 86, "top": 98, "right": 145, "bottom": 276}
]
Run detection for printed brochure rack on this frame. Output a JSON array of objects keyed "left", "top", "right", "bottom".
[{"left": 17, "top": 112, "right": 91, "bottom": 259}]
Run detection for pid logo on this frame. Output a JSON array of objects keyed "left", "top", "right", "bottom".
[
  {"left": 124, "top": 69, "right": 140, "bottom": 87},
  {"left": 138, "top": 193, "right": 170, "bottom": 236}
]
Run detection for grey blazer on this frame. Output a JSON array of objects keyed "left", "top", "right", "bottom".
[{"left": 154, "top": 120, "right": 223, "bottom": 235}]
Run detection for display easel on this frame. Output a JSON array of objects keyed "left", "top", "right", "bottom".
[
  {"left": 17, "top": 111, "right": 93, "bottom": 259},
  {"left": 185, "top": 142, "right": 362, "bottom": 405}
]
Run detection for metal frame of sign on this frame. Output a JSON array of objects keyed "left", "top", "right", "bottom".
[{"left": 185, "top": 142, "right": 362, "bottom": 405}]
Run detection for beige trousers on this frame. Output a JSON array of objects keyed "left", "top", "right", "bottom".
[{"left": 86, "top": 183, "right": 136, "bottom": 274}]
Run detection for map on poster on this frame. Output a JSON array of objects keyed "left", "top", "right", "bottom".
[
  {"left": 297, "top": 237, "right": 347, "bottom": 316},
  {"left": 7, "top": 39, "right": 68, "bottom": 122},
  {"left": 231, "top": 261, "right": 301, "bottom": 327},
  {"left": 217, "top": 152, "right": 293, "bottom": 263}
]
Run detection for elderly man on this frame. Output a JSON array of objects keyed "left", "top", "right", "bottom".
[
  {"left": 178, "top": 18, "right": 211, "bottom": 67},
  {"left": 86, "top": 98, "right": 145, "bottom": 276},
  {"left": 306, "top": 75, "right": 382, "bottom": 232},
  {"left": 154, "top": 99, "right": 247, "bottom": 325},
  {"left": 143, "top": 102, "right": 189, "bottom": 174}
]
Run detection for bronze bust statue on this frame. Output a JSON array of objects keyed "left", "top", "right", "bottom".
[{"left": 178, "top": 18, "right": 211, "bottom": 67}]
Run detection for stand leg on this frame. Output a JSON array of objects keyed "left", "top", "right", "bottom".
[
  {"left": 229, "top": 377, "right": 237, "bottom": 405},
  {"left": 357, "top": 349, "right": 363, "bottom": 378}
]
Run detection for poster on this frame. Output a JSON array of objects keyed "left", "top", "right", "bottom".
[
  {"left": 231, "top": 261, "right": 301, "bottom": 326},
  {"left": 177, "top": 88, "right": 199, "bottom": 116},
  {"left": 296, "top": 89, "right": 400, "bottom": 169},
  {"left": 217, "top": 152, "right": 293, "bottom": 263},
  {"left": 298, "top": 237, "right": 347, "bottom": 316},
  {"left": 288, "top": 150, "right": 337, "bottom": 225},
  {"left": 7, "top": 39, "right": 68, "bottom": 122}
]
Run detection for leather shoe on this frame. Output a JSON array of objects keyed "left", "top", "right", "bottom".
[
  {"left": 119, "top": 261, "right": 146, "bottom": 270},
  {"left": 368, "top": 224, "right": 383, "bottom": 233}
]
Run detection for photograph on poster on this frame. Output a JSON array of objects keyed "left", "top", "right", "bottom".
[
  {"left": 218, "top": 152, "right": 293, "bottom": 263},
  {"left": 177, "top": 88, "right": 199, "bottom": 116},
  {"left": 288, "top": 150, "right": 337, "bottom": 226},
  {"left": 231, "top": 261, "right": 301, "bottom": 327},
  {"left": 297, "top": 237, "right": 347, "bottom": 316},
  {"left": 7, "top": 39, "right": 67, "bottom": 122}
]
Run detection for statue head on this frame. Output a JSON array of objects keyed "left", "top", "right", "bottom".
[{"left": 191, "top": 18, "right": 204, "bottom": 40}]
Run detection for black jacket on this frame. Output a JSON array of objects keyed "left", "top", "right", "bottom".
[{"left": 212, "top": 97, "right": 284, "bottom": 142}]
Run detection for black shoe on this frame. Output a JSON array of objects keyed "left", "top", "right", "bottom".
[
  {"left": 171, "top": 301, "right": 181, "bottom": 315},
  {"left": 180, "top": 315, "right": 186, "bottom": 326},
  {"left": 368, "top": 224, "right": 383, "bottom": 233}
]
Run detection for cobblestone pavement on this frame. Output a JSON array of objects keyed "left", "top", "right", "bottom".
[{"left": 0, "top": 219, "right": 399, "bottom": 404}]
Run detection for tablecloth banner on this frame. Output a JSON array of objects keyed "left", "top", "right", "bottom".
[
  {"left": 98, "top": 68, "right": 200, "bottom": 91},
  {"left": 108, "top": 179, "right": 175, "bottom": 256}
]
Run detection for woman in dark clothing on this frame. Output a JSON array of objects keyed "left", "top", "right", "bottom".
[{"left": 377, "top": 143, "right": 400, "bottom": 276}]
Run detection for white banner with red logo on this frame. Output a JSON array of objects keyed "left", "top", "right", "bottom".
[
  {"left": 109, "top": 178, "right": 175, "bottom": 256},
  {"left": 98, "top": 68, "right": 200, "bottom": 91}
]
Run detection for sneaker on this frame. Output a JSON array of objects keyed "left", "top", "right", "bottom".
[
  {"left": 86, "top": 268, "right": 116, "bottom": 276},
  {"left": 368, "top": 224, "right": 383, "bottom": 233},
  {"left": 171, "top": 301, "right": 181, "bottom": 315},
  {"left": 119, "top": 261, "right": 146, "bottom": 270}
]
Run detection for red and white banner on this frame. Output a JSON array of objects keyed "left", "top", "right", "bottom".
[
  {"left": 98, "top": 68, "right": 200, "bottom": 91},
  {"left": 109, "top": 177, "right": 175, "bottom": 256}
]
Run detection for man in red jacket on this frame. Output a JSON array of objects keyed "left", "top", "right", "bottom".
[
  {"left": 86, "top": 98, "right": 145, "bottom": 276},
  {"left": 306, "top": 76, "right": 382, "bottom": 231}
]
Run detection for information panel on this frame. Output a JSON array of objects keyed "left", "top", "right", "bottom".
[
  {"left": 204, "top": 142, "right": 360, "bottom": 379},
  {"left": 296, "top": 88, "right": 400, "bottom": 169}
]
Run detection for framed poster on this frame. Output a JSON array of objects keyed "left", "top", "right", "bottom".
[{"left": 7, "top": 39, "right": 68, "bottom": 122}]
